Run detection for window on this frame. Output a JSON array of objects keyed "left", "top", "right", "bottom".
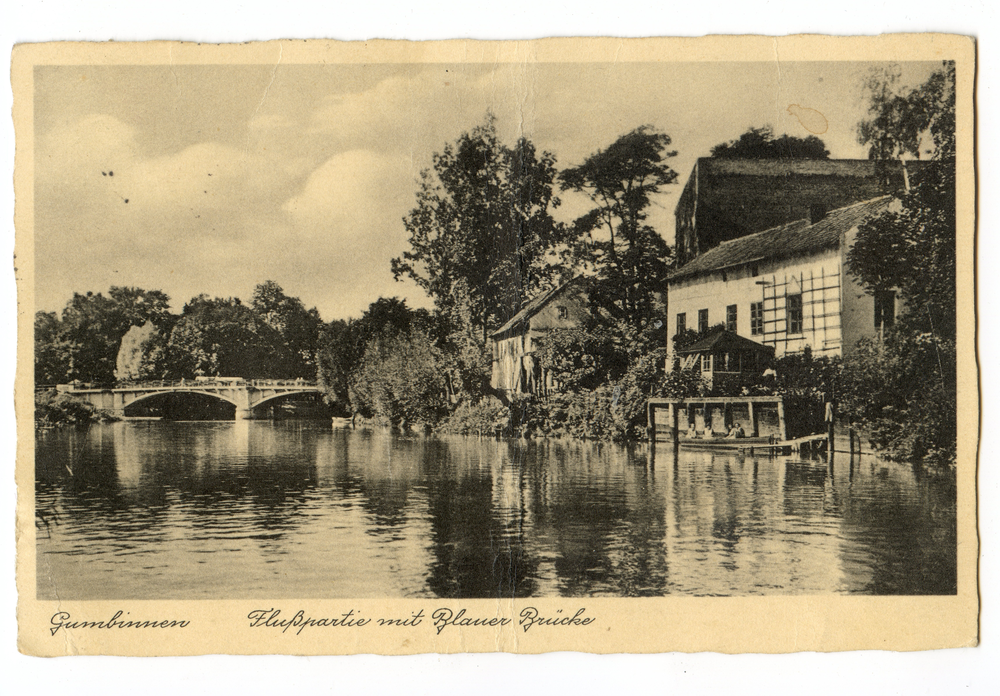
[
  {"left": 698, "top": 309, "right": 709, "bottom": 334},
  {"left": 556, "top": 305, "right": 568, "bottom": 320},
  {"left": 750, "top": 301, "right": 764, "bottom": 336},
  {"left": 676, "top": 312, "right": 686, "bottom": 336},
  {"left": 726, "top": 304, "right": 737, "bottom": 332},
  {"left": 786, "top": 294, "right": 803, "bottom": 334},
  {"left": 874, "top": 290, "right": 895, "bottom": 330}
]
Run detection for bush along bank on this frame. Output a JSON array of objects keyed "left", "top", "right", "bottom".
[
  {"left": 437, "top": 350, "right": 845, "bottom": 445},
  {"left": 35, "top": 390, "right": 120, "bottom": 428}
]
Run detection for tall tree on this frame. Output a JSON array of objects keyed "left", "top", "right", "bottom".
[
  {"left": 34, "top": 311, "right": 72, "bottom": 385},
  {"left": 842, "top": 61, "right": 957, "bottom": 465},
  {"left": 316, "top": 318, "right": 355, "bottom": 414},
  {"left": 164, "top": 295, "right": 284, "bottom": 379},
  {"left": 710, "top": 126, "right": 830, "bottom": 159},
  {"left": 392, "top": 115, "right": 570, "bottom": 344},
  {"left": 559, "top": 125, "right": 678, "bottom": 327},
  {"left": 250, "top": 280, "right": 323, "bottom": 379},
  {"left": 850, "top": 61, "right": 956, "bottom": 337},
  {"left": 856, "top": 63, "right": 955, "bottom": 161},
  {"left": 47, "top": 286, "right": 172, "bottom": 383}
]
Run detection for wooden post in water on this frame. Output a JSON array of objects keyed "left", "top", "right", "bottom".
[
  {"left": 776, "top": 398, "right": 787, "bottom": 442},
  {"left": 670, "top": 401, "right": 679, "bottom": 445},
  {"left": 647, "top": 401, "right": 655, "bottom": 442},
  {"left": 826, "top": 400, "right": 835, "bottom": 455},
  {"left": 747, "top": 400, "right": 756, "bottom": 437}
]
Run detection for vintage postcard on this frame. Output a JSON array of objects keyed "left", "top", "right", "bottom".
[{"left": 13, "top": 34, "right": 977, "bottom": 655}]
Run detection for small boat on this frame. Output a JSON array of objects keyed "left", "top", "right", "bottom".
[
  {"left": 677, "top": 436, "right": 775, "bottom": 450},
  {"left": 331, "top": 417, "right": 354, "bottom": 428}
]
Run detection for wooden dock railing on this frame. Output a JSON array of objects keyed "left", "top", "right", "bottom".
[{"left": 647, "top": 395, "right": 835, "bottom": 453}]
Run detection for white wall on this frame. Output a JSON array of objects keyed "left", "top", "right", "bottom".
[{"left": 668, "top": 248, "right": 844, "bottom": 360}]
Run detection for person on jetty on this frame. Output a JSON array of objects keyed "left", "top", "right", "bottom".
[{"left": 727, "top": 422, "right": 745, "bottom": 439}]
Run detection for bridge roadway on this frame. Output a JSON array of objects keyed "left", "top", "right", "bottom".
[{"left": 58, "top": 379, "right": 322, "bottom": 419}]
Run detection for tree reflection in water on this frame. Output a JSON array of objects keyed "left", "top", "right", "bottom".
[{"left": 35, "top": 423, "right": 955, "bottom": 599}]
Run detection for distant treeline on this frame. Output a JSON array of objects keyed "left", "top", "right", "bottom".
[{"left": 36, "top": 281, "right": 323, "bottom": 386}]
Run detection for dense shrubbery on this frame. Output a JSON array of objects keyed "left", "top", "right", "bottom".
[
  {"left": 840, "top": 331, "right": 955, "bottom": 465},
  {"left": 439, "top": 397, "right": 511, "bottom": 436},
  {"left": 349, "top": 328, "right": 450, "bottom": 429},
  {"left": 35, "top": 391, "right": 118, "bottom": 427}
]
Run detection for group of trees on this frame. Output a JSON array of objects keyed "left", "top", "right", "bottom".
[
  {"left": 383, "top": 116, "right": 683, "bottom": 435},
  {"left": 36, "top": 281, "right": 322, "bottom": 385},
  {"left": 316, "top": 297, "right": 449, "bottom": 424},
  {"left": 840, "top": 62, "right": 957, "bottom": 465},
  {"left": 710, "top": 125, "right": 830, "bottom": 160},
  {"left": 36, "top": 286, "right": 172, "bottom": 385}
]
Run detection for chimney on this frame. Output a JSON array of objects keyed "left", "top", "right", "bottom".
[{"left": 809, "top": 203, "right": 827, "bottom": 224}]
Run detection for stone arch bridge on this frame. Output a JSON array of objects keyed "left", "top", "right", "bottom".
[{"left": 58, "top": 379, "right": 323, "bottom": 419}]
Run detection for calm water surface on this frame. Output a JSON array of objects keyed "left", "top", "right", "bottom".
[{"left": 35, "top": 421, "right": 956, "bottom": 599}]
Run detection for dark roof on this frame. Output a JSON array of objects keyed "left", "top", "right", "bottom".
[
  {"left": 678, "top": 330, "right": 775, "bottom": 355},
  {"left": 489, "top": 278, "right": 581, "bottom": 339},
  {"left": 694, "top": 158, "right": 897, "bottom": 179},
  {"left": 668, "top": 196, "right": 893, "bottom": 282}
]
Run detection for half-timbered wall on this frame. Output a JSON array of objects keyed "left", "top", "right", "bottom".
[{"left": 668, "top": 247, "right": 846, "bottom": 361}]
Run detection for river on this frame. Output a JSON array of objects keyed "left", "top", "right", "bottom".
[{"left": 34, "top": 420, "right": 956, "bottom": 599}]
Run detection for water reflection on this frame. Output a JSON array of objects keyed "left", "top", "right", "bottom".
[{"left": 35, "top": 423, "right": 955, "bottom": 599}]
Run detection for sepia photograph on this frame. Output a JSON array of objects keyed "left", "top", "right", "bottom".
[{"left": 12, "top": 34, "right": 978, "bottom": 655}]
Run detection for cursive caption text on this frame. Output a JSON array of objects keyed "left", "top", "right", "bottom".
[
  {"left": 50, "top": 610, "right": 190, "bottom": 636},
  {"left": 245, "top": 606, "right": 595, "bottom": 636}
]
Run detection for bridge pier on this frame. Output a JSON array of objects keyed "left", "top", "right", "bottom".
[{"left": 234, "top": 389, "right": 254, "bottom": 420}]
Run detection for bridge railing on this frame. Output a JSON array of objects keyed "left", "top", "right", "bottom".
[{"left": 56, "top": 378, "right": 319, "bottom": 391}]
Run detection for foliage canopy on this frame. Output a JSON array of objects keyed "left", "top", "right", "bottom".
[{"left": 710, "top": 126, "right": 830, "bottom": 159}]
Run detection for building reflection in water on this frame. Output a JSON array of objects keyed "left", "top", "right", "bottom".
[{"left": 35, "top": 423, "right": 955, "bottom": 599}]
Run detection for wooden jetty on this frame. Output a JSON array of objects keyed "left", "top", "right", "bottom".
[{"left": 647, "top": 395, "right": 834, "bottom": 454}]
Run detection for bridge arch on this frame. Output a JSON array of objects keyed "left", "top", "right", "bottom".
[
  {"left": 126, "top": 389, "right": 241, "bottom": 409},
  {"left": 123, "top": 389, "right": 241, "bottom": 419},
  {"left": 248, "top": 389, "right": 323, "bottom": 410}
]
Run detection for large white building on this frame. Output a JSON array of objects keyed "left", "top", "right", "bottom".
[{"left": 666, "top": 196, "right": 898, "bottom": 366}]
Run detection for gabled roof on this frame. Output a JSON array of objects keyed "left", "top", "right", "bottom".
[
  {"left": 668, "top": 196, "right": 893, "bottom": 283},
  {"left": 489, "top": 277, "right": 582, "bottom": 339},
  {"left": 678, "top": 330, "right": 775, "bottom": 356}
]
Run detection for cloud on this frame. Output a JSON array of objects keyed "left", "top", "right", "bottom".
[
  {"left": 282, "top": 149, "right": 415, "bottom": 233},
  {"left": 306, "top": 66, "right": 540, "bottom": 163},
  {"left": 248, "top": 112, "right": 294, "bottom": 132}
]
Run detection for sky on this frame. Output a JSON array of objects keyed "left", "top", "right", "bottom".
[{"left": 33, "top": 59, "right": 941, "bottom": 321}]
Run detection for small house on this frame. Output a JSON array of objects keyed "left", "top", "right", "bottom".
[
  {"left": 676, "top": 329, "right": 775, "bottom": 387},
  {"left": 490, "top": 278, "right": 591, "bottom": 396}
]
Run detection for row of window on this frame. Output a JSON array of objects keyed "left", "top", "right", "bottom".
[
  {"left": 676, "top": 291, "right": 895, "bottom": 339},
  {"left": 677, "top": 295, "right": 804, "bottom": 338}
]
